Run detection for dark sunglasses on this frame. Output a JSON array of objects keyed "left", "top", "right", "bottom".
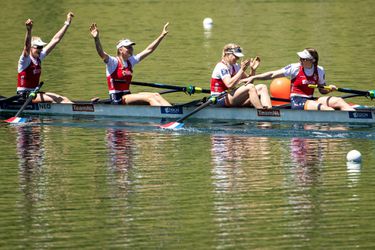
[
  {"left": 300, "top": 58, "right": 312, "bottom": 62},
  {"left": 33, "top": 46, "right": 44, "bottom": 50},
  {"left": 227, "top": 47, "right": 242, "bottom": 54}
]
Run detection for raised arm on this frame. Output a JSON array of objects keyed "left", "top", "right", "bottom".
[
  {"left": 22, "top": 19, "right": 33, "bottom": 57},
  {"left": 137, "top": 22, "right": 169, "bottom": 61},
  {"left": 89, "top": 23, "right": 109, "bottom": 63},
  {"left": 43, "top": 12, "right": 74, "bottom": 56},
  {"left": 223, "top": 59, "right": 250, "bottom": 89},
  {"left": 240, "top": 68, "right": 285, "bottom": 84}
]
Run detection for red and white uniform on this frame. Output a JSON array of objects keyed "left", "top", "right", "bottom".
[
  {"left": 106, "top": 55, "right": 140, "bottom": 94},
  {"left": 282, "top": 63, "right": 326, "bottom": 98},
  {"left": 17, "top": 51, "right": 47, "bottom": 92},
  {"left": 210, "top": 60, "right": 240, "bottom": 95}
]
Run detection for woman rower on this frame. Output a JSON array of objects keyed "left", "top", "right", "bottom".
[
  {"left": 243, "top": 48, "right": 355, "bottom": 111},
  {"left": 89, "top": 23, "right": 171, "bottom": 106},
  {"left": 210, "top": 43, "right": 272, "bottom": 109},
  {"left": 17, "top": 12, "right": 74, "bottom": 103}
]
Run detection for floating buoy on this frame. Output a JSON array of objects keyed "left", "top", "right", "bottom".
[
  {"left": 203, "top": 17, "right": 213, "bottom": 30},
  {"left": 270, "top": 77, "right": 291, "bottom": 106},
  {"left": 346, "top": 150, "right": 362, "bottom": 163}
]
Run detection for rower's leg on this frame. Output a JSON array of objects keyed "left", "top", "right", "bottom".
[
  {"left": 149, "top": 93, "right": 172, "bottom": 106},
  {"left": 122, "top": 92, "right": 171, "bottom": 106},
  {"left": 226, "top": 84, "right": 262, "bottom": 108},
  {"left": 35, "top": 92, "right": 72, "bottom": 103},
  {"left": 255, "top": 84, "right": 272, "bottom": 108},
  {"left": 305, "top": 100, "right": 334, "bottom": 110},
  {"left": 246, "top": 85, "right": 263, "bottom": 109},
  {"left": 319, "top": 96, "right": 355, "bottom": 111}
]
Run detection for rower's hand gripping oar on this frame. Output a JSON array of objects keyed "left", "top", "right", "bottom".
[
  {"left": 5, "top": 81, "right": 44, "bottom": 124},
  {"left": 308, "top": 84, "right": 375, "bottom": 99},
  {"left": 114, "top": 80, "right": 210, "bottom": 95},
  {"left": 160, "top": 90, "right": 228, "bottom": 129}
]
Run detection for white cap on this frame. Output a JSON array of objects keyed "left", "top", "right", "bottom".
[
  {"left": 116, "top": 39, "right": 136, "bottom": 49},
  {"left": 226, "top": 47, "right": 244, "bottom": 58},
  {"left": 31, "top": 37, "right": 47, "bottom": 47},
  {"left": 297, "top": 49, "right": 314, "bottom": 60}
]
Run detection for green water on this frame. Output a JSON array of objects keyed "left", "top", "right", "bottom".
[{"left": 0, "top": 0, "right": 375, "bottom": 249}]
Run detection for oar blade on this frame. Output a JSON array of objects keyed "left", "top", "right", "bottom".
[
  {"left": 5, "top": 117, "right": 29, "bottom": 124},
  {"left": 159, "top": 121, "right": 185, "bottom": 130}
]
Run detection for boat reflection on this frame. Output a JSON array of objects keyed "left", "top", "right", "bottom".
[
  {"left": 105, "top": 128, "right": 135, "bottom": 189},
  {"left": 210, "top": 135, "right": 273, "bottom": 192},
  {"left": 15, "top": 125, "right": 45, "bottom": 198},
  {"left": 289, "top": 137, "right": 324, "bottom": 183}
]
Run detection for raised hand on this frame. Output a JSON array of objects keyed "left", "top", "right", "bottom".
[
  {"left": 25, "top": 19, "right": 33, "bottom": 30},
  {"left": 241, "top": 59, "right": 250, "bottom": 71},
  {"left": 250, "top": 56, "right": 261, "bottom": 71},
  {"left": 161, "top": 22, "right": 169, "bottom": 37},
  {"left": 66, "top": 12, "right": 74, "bottom": 23},
  {"left": 90, "top": 23, "right": 99, "bottom": 38}
]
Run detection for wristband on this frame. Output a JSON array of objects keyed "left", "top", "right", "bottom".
[{"left": 64, "top": 21, "right": 70, "bottom": 26}]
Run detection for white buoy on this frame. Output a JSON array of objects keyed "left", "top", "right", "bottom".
[
  {"left": 346, "top": 150, "right": 362, "bottom": 163},
  {"left": 203, "top": 17, "right": 213, "bottom": 30}
]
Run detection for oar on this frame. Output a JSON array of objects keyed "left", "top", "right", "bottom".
[
  {"left": 114, "top": 80, "right": 210, "bottom": 95},
  {"left": 160, "top": 90, "right": 229, "bottom": 129},
  {"left": 0, "top": 94, "right": 23, "bottom": 103},
  {"left": 308, "top": 84, "right": 375, "bottom": 99},
  {"left": 5, "top": 82, "right": 44, "bottom": 124}
]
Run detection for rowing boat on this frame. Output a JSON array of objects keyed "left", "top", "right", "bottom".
[{"left": 1, "top": 99, "right": 374, "bottom": 125}]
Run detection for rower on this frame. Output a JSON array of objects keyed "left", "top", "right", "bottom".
[
  {"left": 17, "top": 12, "right": 74, "bottom": 103},
  {"left": 243, "top": 48, "right": 355, "bottom": 111},
  {"left": 210, "top": 43, "right": 272, "bottom": 108},
  {"left": 89, "top": 23, "right": 171, "bottom": 106}
]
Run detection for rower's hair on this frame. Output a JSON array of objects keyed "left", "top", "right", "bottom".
[
  {"left": 305, "top": 48, "right": 319, "bottom": 65},
  {"left": 222, "top": 43, "right": 241, "bottom": 58},
  {"left": 116, "top": 39, "right": 124, "bottom": 55}
]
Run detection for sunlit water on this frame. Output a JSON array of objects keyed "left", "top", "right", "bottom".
[
  {"left": 1, "top": 0, "right": 375, "bottom": 249},
  {"left": 1, "top": 117, "right": 375, "bottom": 249}
]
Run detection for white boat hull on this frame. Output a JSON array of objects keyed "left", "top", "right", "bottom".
[{"left": 1, "top": 102, "right": 375, "bottom": 124}]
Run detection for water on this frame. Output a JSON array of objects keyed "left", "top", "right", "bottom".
[{"left": 1, "top": 0, "right": 375, "bottom": 249}]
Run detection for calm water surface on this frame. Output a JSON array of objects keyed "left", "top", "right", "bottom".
[{"left": 1, "top": 0, "right": 375, "bottom": 249}]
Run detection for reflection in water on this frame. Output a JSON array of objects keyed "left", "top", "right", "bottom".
[
  {"left": 347, "top": 162, "right": 361, "bottom": 188},
  {"left": 210, "top": 135, "right": 273, "bottom": 246},
  {"left": 14, "top": 125, "right": 47, "bottom": 246},
  {"left": 106, "top": 128, "right": 135, "bottom": 189},
  {"left": 289, "top": 137, "right": 324, "bottom": 184},
  {"left": 16, "top": 125, "right": 45, "bottom": 200},
  {"left": 211, "top": 135, "right": 272, "bottom": 192}
]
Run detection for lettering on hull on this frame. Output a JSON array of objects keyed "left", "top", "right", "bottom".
[
  {"left": 257, "top": 109, "right": 281, "bottom": 117},
  {"left": 161, "top": 106, "right": 183, "bottom": 114},
  {"left": 349, "top": 111, "right": 373, "bottom": 119},
  {"left": 72, "top": 104, "right": 95, "bottom": 112},
  {"left": 1, "top": 103, "right": 38, "bottom": 110},
  {"left": 38, "top": 103, "right": 52, "bottom": 110}
]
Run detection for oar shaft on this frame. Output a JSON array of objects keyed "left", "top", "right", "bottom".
[
  {"left": 176, "top": 91, "right": 228, "bottom": 123},
  {"left": 176, "top": 100, "right": 211, "bottom": 123},
  {"left": 308, "top": 84, "right": 373, "bottom": 97},
  {"left": 0, "top": 94, "right": 23, "bottom": 104},
  {"left": 14, "top": 82, "right": 44, "bottom": 117},
  {"left": 113, "top": 80, "right": 210, "bottom": 94},
  {"left": 132, "top": 81, "right": 186, "bottom": 91},
  {"left": 336, "top": 87, "right": 369, "bottom": 95}
]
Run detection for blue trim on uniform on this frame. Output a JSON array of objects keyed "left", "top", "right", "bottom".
[
  {"left": 290, "top": 96, "right": 308, "bottom": 110},
  {"left": 109, "top": 91, "right": 131, "bottom": 105},
  {"left": 212, "top": 95, "right": 226, "bottom": 107}
]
